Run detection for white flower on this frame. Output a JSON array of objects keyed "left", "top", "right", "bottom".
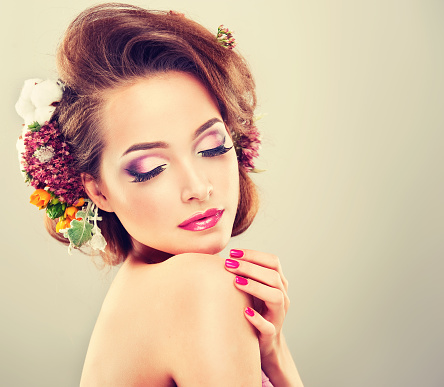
[
  {"left": 34, "top": 146, "right": 55, "bottom": 163},
  {"left": 34, "top": 106, "right": 57, "bottom": 125},
  {"left": 31, "top": 79, "right": 64, "bottom": 108},
  {"left": 90, "top": 232, "right": 107, "bottom": 252},
  {"left": 15, "top": 79, "right": 42, "bottom": 125},
  {"left": 15, "top": 79, "right": 63, "bottom": 126}
]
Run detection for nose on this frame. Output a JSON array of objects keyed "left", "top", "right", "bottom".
[{"left": 180, "top": 162, "right": 213, "bottom": 203}]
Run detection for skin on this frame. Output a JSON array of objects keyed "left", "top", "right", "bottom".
[
  {"left": 81, "top": 71, "right": 303, "bottom": 386},
  {"left": 92, "top": 71, "right": 240, "bottom": 261}
]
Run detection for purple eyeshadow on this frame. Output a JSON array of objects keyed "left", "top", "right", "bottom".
[{"left": 125, "top": 156, "right": 160, "bottom": 174}]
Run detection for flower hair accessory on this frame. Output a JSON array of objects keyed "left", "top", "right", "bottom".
[
  {"left": 216, "top": 25, "right": 236, "bottom": 49},
  {"left": 233, "top": 114, "right": 263, "bottom": 173},
  {"left": 16, "top": 79, "right": 107, "bottom": 254},
  {"left": 215, "top": 24, "right": 262, "bottom": 170}
]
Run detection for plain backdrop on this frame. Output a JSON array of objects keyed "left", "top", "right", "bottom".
[{"left": 1, "top": 1, "right": 443, "bottom": 386}]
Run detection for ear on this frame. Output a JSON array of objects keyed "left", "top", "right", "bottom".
[{"left": 81, "top": 173, "right": 114, "bottom": 212}]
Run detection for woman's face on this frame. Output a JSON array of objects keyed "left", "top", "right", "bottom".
[{"left": 96, "top": 71, "right": 240, "bottom": 257}]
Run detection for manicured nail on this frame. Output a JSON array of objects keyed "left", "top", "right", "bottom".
[
  {"left": 225, "top": 259, "right": 239, "bottom": 269},
  {"left": 245, "top": 307, "right": 255, "bottom": 317},
  {"left": 230, "top": 249, "right": 244, "bottom": 258},
  {"left": 235, "top": 276, "right": 248, "bottom": 285}
]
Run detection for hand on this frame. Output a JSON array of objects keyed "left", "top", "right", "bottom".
[
  {"left": 224, "top": 248, "right": 290, "bottom": 360},
  {"left": 224, "top": 248, "right": 303, "bottom": 386}
]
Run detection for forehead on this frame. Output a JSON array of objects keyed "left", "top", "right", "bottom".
[{"left": 101, "top": 71, "right": 222, "bottom": 147}]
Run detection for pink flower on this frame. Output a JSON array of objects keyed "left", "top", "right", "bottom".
[
  {"left": 235, "top": 124, "right": 261, "bottom": 172},
  {"left": 217, "top": 25, "right": 237, "bottom": 49},
  {"left": 22, "top": 122, "right": 85, "bottom": 205}
]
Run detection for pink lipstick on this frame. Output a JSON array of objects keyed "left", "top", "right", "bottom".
[{"left": 178, "top": 208, "right": 224, "bottom": 231}]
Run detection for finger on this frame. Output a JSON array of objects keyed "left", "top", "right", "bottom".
[
  {"left": 234, "top": 276, "right": 289, "bottom": 316},
  {"left": 230, "top": 249, "right": 289, "bottom": 292},
  {"left": 244, "top": 307, "right": 275, "bottom": 337},
  {"left": 225, "top": 258, "right": 285, "bottom": 292}
]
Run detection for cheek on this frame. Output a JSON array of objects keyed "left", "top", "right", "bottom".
[
  {"left": 230, "top": 162, "right": 240, "bottom": 199},
  {"left": 101, "top": 169, "right": 175, "bottom": 230},
  {"left": 111, "top": 183, "right": 179, "bottom": 247},
  {"left": 120, "top": 183, "right": 175, "bottom": 223},
  {"left": 216, "top": 153, "right": 240, "bottom": 205}
]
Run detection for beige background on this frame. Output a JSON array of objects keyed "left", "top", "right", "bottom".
[{"left": 1, "top": 1, "right": 443, "bottom": 386}]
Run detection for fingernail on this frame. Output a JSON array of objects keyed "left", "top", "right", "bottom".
[
  {"left": 235, "top": 276, "right": 248, "bottom": 285},
  {"left": 225, "top": 259, "right": 239, "bottom": 269},
  {"left": 230, "top": 249, "right": 244, "bottom": 258},
  {"left": 245, "top": 307, "right": 255, "bottom": 317}
]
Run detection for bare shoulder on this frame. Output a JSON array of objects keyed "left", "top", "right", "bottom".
[
  {"left": 80, "top": 253, "right": 261, "bottom": 386},
  {"left": 160, "top": 253, "right": 262, "bottom": 385},
  {"left": 115, "top": 253, "right": 250, "bottom": 309},
  {"left": 163, "top": 252, "right": 241, "bottom": 294},
  {"left": 134, "top": 253, "right": 255, "bottom": 332},
  {"left": 160, "top": 253, "right": 256, "bottom": 329}
]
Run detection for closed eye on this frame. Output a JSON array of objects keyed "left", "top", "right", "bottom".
[
  {"left": 198, "top": 144, "right": 233, "bottom": 157},
  {"left": 126, "top": 164, "right": 167, "bottom": 183}
]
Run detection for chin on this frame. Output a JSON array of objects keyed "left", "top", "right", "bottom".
[
  {"left": 172, "top": 231, "right": 231, "bottom": 256},
  {"left": 132, "top": 223, "right": 233, "bottom": 258},
  {"left": 195, "top": 243, "right": 226, "bottom": 255},
  {"left": 177, "top": 239, "right": 228, "bottom": 256}
]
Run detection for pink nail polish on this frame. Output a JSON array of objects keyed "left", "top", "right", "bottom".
[
  {"left": 235, "top": 276, "right": 248, "bottom": 285},
  {"left": 225, "top": 259, "right": 239, "bottom": 269},
  {"left": 245, "top": 307, "right": 255, "bottom": 317},
  {"left": 230, "top": 249, "right": 244, "bottom": 258}
]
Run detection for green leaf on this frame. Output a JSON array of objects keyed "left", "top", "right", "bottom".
[
  {"left": 76, "top": 210, "right": 86, "bottom": 219},
  {"left": 46, "top": 202, "right": 65, "bottom": 219},
  {"left": 67, "top": 219, "right": 93, "bottom": 248},
  {"left": 49, "top": 197, "right": 60, "bottom": 205},
  {"left": 28, "top": 122, "right": 42, "bottom": 132},
  {"left": 24, "top": 172, "right": 33, "bottom": 183},
  {"left": 75, "top": 210, "right": 94, "bottom": 221}
]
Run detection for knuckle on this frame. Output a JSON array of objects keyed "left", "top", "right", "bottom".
[
  {"left": 283, "top": 277, "right": 289, "bottom": 289},
  {"left": 262, "top": 322, "right": 276, "bottom": 337},
  {"left": 272, "top": 271, "right": 281, "bottom": 286},
  {"left": 271, "top": 289, "right": 285, "bottom": 306},
  {"left": 270, "top": 254, "right": 279, "bottom": 268},
  {"left": 285, "top": 295, "right": 290, "bottom": 312}
]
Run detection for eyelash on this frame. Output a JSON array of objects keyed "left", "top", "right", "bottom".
[
  {"left": 126, "top": 164, "right": 167, "bottom": 183},
  {"left": 198, "top": 144, "right": 233, "bottom": 157},
  {"left": 126, "top": 144, "right": 233, "bottom": 183}
]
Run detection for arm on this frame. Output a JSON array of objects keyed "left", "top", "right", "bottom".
[
  {"left": 225, "top": 249, "right": 304, "bottom": 387},
  {"left": 166, "top": 253, "right": 262, "bottom": 386}
]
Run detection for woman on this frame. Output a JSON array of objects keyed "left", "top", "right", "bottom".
[{"left": 16, "top": 3, "right": 303, "bottom": 386}]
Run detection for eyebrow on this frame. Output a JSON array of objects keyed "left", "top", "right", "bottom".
[{"left": 121, "top": 117, "right": 223, "bottom": 157}]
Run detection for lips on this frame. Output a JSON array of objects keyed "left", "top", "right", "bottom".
[{"left": 178, "top": 208, "right": 224, "bottom": 231}]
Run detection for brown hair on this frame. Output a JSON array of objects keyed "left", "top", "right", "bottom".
[{"left": 48, "top": 3, "right": 259, "bottom": 265}]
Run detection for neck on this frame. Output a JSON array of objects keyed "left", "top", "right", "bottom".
[{"left": 128, "top": 239, "right": 173, "bottom": 264}]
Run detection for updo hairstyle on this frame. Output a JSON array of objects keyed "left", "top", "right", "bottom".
[{"left": 47, "top": 3, "right": 259, "bottom": 265}]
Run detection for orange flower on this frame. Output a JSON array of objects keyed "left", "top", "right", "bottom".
[
  {"left": 56, "top": 218, "right": 72, "bottom": 233},
  {"left": 56, "top": 205, "right": 83, "bottom": 234},
  {"left": 64, "top": 206, "right": 80, "bottom": 221},
  {"left": 73, "top": 198, "right": 85, "bottom": 207},
  {"left": 30, "top": 189, "right": 51, "bottom": 210}
]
